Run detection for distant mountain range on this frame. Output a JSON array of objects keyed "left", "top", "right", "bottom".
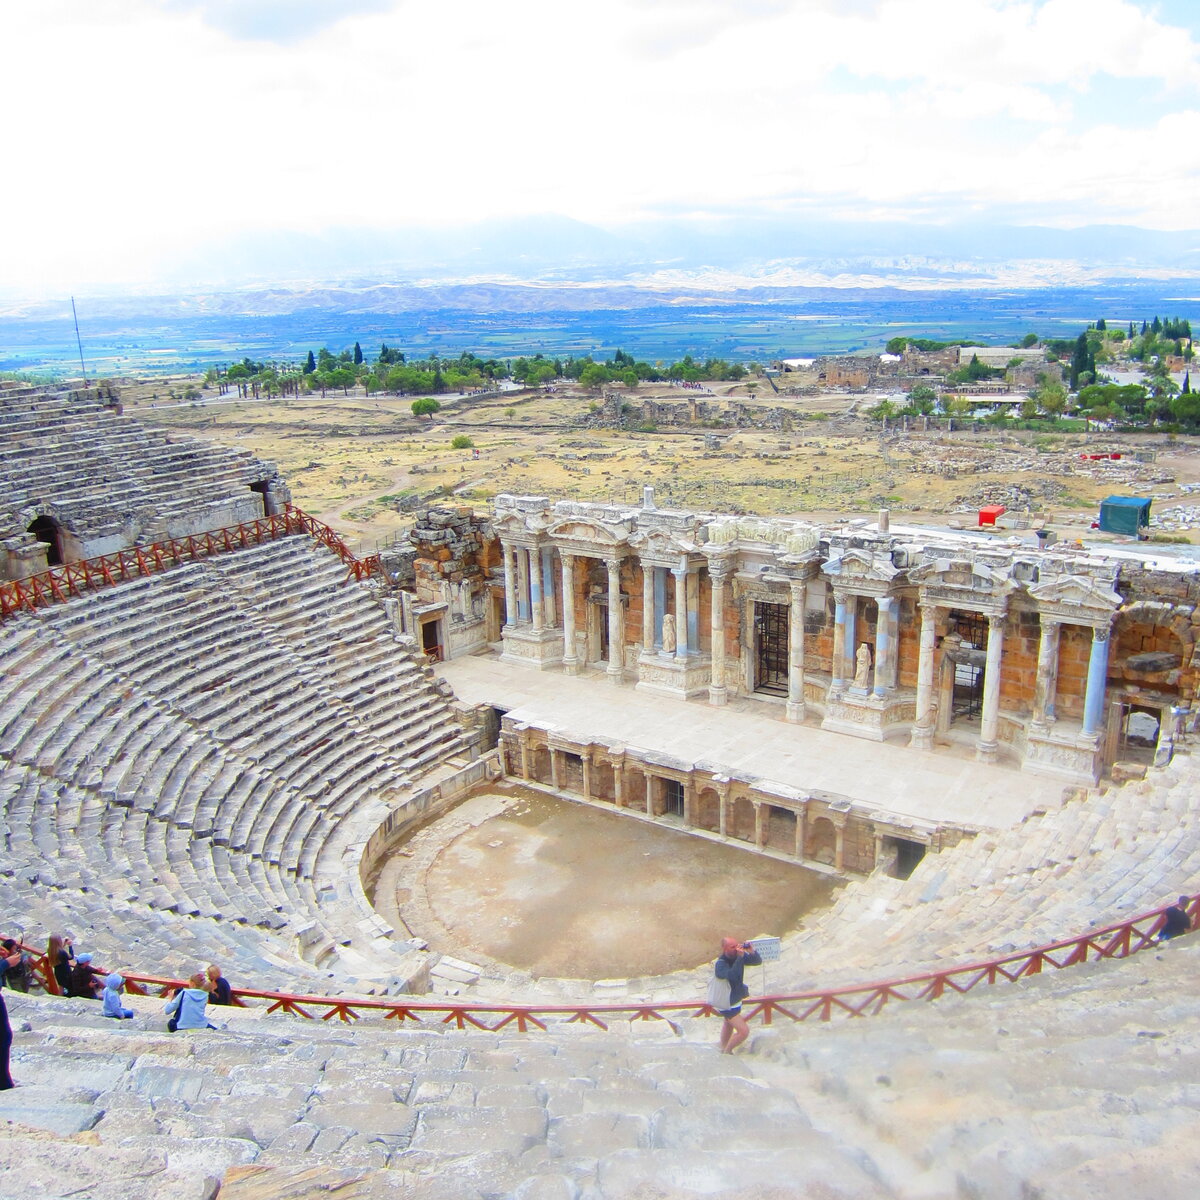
[{"left": 3, "top": 216, "right": 1200, "bottom": 323}]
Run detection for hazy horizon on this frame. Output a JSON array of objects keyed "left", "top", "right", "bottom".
[{"left": 3, "top": 1, "right": 1199, "bottom": 297}]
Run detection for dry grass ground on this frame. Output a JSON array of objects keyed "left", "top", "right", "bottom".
[{"left": 122, "top": 376, "right": 1200, "bottom": 552}]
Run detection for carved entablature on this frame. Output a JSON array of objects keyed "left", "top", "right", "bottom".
[
  {"left": 910, "top": 555, "right": 1016, "bottom": 617},
  {"left": 1028, "top": 573, "right": 1123, "bottom": 627},
  {"left": 627, "top": 526, "right": 701, "bottom": 567},
  {"left": 545, "top": 519, "right": 631, "bottom": 558},
  {"left": 706, "top": 516, "right": 820, "bottom": 559},
  {"left": 822, "top": 547, "right": 903, "bottom": 597}
]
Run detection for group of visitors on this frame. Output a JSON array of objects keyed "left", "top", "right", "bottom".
[{"left": 165, "top": 966, "right": 231, "bottom": 1031}]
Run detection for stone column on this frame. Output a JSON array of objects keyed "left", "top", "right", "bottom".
[
  {"left": 614, "top": 758, "right": 625, "bottom": 808},
  {"left": 502, "top": 543, "right": 517, "bottom": 629},
  {"left": 843, "top": 594, "right": 858, "bottom": 685},
  {"left": 754, "top": 802, "right": 765, "bottom": 850},
  {"left": 786, "top": 578, "right": 807, "bottom": 722},
  {"left": 560, "top": 552, "right": 578, "bottom": 675},
  {"left": 549, "top": 747, "right": 560, "bottom": 790},
  {"left": 717, "top": 783, "right": 729, "bottom": 837},
  {"left": 644, "top": 771, "right": 653, "bottom": 814},
  {"left": 833, "top": 819, "right": 846, "bottom": 872},
  {"left": 709, "top": 566, "right": 729, "bottom": 706},
  {"left": 977, "top": 614, "right": 1006, "bottom": 763},
  {"left": 683, "top": 776, "right": 695, "bottom": 826},
  {"left": 516, "top": 547, "right": 530, "bottom": 623},
  {"left": 641, "top": 563, "right": 654, "bottom": 654},
  {"left": 529, "top": 547, "right": 544, "bottom": 632},
  {"left": 581, "top": 751, "right": 592, "bottom": 800},
  {"left": 831, "top": 591, "right": 848, "bottom": 694},
  {"left": 1082, "top": 625, "right": 1112, "bottom": 738},
  {"left": 910, "top": 603, "right": 938, "bottom": 750},
  {"left": 518, "top": 732, "right": 530, "bottom": 780},
  {"left": 673, "top": 564, "right": 689, "bottom": 658},
  {"left": 541, "top": 547, "right": 556, "bottom": 627},
  {"left": 795, "top": 804, "right": 807, "bottom": 860},
  {"left": 606, "top": 556, "right": 624, "bottom": 683},
  {"left": 874, "top": 597, "right": 897, "bottom": 699},
  {"left": 1030, "top": 616, "right": 1061, "bottom": 732}
]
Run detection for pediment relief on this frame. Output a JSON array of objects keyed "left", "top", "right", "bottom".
[
  {"left": 823, "top": 548, "right": 900, "bottom": 584},
  {"left": 910, "top": 556, "right": 1015, "bottom": 597},
  {"left": 1028, "top": 573, "right": 1122, "bottom": 614},
  {"left": 545, "top": 518, "right": 627, "bottom": 546}
]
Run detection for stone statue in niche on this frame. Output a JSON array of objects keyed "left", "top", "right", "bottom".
[
  {"left": 853, "top": 642, "right": 872, "bottom": 690},
  {"left": 661, "top": 614, "right": 677, "bottom": 654}
]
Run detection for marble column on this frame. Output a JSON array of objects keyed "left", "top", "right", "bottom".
[
  {"left": 683, "top": 776, "right": 694, "bottom": 826},
  {"left": 581, "top": 751, "right": 592, "bottom": 800},
  {"left": 709, "top": 567, "right": 729, "bottom": 706},
  {"left": 516, "top": 547, "right": 530, "bottom": 623},
  {"left": 529, "top": 548, "right": 544, "bottom": 632},
  {"left": 549, "top": 747, "right": 560, "bottom": 789},
  {"left": 977, "top": 613, "right": 1006, "bottom": 762},
  {"left": 644, "top": 772, "right": 653, "bottom": 814},
  {"left": 910, "top": 603, "right": 938, "bottom": 750},
  {"left": 560, "top": 553, "right": 578, "bottom": 675},
  {"left": 794, "top": 805, "right": 807, "bottom": 860},
  {"left": 786, "top": 579, "right": 807, "bottom": 722},
  {"left": 833, "top": 820, "right": 846, "bottom": 872},
  {"left": 540, "top": 547, "right": 556, "bottom": 627},
  {"left": 613, "top": 759, "right": 625, "bottom": 807},
  {"left": 1082, "top": 626, "right": 1112, "bottom": 738},
  {"left": 653, "top": 567, "right": 666, "bottom": 649},
  {"left": 843, "top": 594, "right": 858, "bottom": 685},
  {"left": 606, "top": 556, "right": 624, "bottom": 683},
  {"left": 873, "top": 597, "right": 897, "bottom": 699},
  {"left": 502, "top": 543, "right": 517, "bottom": 629},
  {"left": 673, "top": 564, "right": 689, "bottom": 659},
  {"left": 518, "top": 734, "right": 530, "bottom": 780},
  {"left": 717, "top": 784, "right": 729, "bottom": 837},
  {"left": 1030, "top": 615, "right": 1061, "bottom": 732},
  {"left": 831, "top": 591, "right": 848, "bottom": 694},
  {"left": 754, "top": 803, "right": 765, "bottom": 850},
  {"left": 641, "top": 563, "right": 654, "bottom": 654}
]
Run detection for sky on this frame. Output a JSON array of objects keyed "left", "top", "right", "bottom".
[{"left": 2, "top": 0, "right": 1199, "bottom": 292}]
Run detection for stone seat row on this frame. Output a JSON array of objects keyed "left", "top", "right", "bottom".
[
  {"left": 760, "top": 752, "right": 1200, "bottom": 993},
  {"left": 0, "top": 537, "right": 468, "bottom": 988},
  {"left": 5, "top": 941, "right": 1199, "bottom": 1200}
]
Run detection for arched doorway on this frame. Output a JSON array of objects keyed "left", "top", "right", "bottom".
[
  {"left": 728, "top": 795, "right": 756, "bottom": 843},
  {"left": 27, "top": 515, "right": 64, "bottom": 566},
  {"left": 695, "top": 788, "right": 721, "bottom": 832},
  {"left": 808, "top": 817, "right": 836, "bottom": 865}
]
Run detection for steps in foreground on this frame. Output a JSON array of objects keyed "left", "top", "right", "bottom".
[{"left": 2, "top": 937, "right": 1199, "bottom": 1199}]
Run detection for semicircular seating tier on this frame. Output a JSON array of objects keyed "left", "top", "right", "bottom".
[
  {"left": 0, "top": 534, "right": 468, "bottom": 992},
  {"left": 727, "top": 751, "right": 1200, "bottom": 996},
  {"left": 0, "top": 386, "right": 284, "bottom": 556}
]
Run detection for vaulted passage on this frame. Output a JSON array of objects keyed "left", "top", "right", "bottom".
[{"left": 27, "top": 515, "right": 64, "bottom": 565}]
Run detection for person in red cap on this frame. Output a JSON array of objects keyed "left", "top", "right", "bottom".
[{"left": 710, "top": 936, "right": 761, "bottom": 1054}]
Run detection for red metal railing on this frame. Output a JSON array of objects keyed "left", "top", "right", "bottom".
[
  {"left": 20, "top": 897, "right": 1192, "bottom": 1032},
  {"left": 0, "top": 506, "right": 379, "bottom": 619}
]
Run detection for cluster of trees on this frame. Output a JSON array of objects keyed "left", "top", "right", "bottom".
[
  {"left": 884, "top": 337, "right": 985, "bottom": 354},
  {"left": 511, "top": 349, "right": 753, "bottom": 391}
]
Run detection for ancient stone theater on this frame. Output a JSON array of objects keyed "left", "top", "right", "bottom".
[{"left": 2, "top": 383, "right": 1199, "bottom": 1197}]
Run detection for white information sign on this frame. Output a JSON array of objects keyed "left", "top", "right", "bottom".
[{"left": 748, "top": 936, "right": 781, "bottom": 962}]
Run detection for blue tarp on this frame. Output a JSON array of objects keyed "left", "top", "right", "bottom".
[{"left": 1099, "top": 495, "right": 1151, "bottom": 536}]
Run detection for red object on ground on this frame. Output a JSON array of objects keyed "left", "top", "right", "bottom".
[{"left": 978, "top": 505, "right": 1006, "bottom": 526}]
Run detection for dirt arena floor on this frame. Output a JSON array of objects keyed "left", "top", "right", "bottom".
[{"left": 390, "top": 788, "right": 837, "bottom": 980}]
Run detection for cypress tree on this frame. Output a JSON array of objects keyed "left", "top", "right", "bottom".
[
  {"left": 303, "top": 350, "right": 316, "bottom": 375},
  {"left": 353, "top": 341, "right": 363, "bottom": 365}
]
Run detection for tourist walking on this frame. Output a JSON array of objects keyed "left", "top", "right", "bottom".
[
  {"left": 0, "top": 939, "right": 26, "bottom": 991},
  {"left": 165, "top": 972, "right": 216, "bottom": 1031},
  {"left": 709, "top": 936, "right": 761, "bottom": 1055}
]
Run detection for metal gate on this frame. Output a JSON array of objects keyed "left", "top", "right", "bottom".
[
  {"left": 951, "top": 611, "right": 986, "bottom": 719},
  {"left": 754, "top": 601, "right": 789, "bottom": 696}
]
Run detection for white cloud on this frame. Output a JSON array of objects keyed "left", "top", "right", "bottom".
[{"left": 1, "top": 0, "right": 1197, "bottom": 290}]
